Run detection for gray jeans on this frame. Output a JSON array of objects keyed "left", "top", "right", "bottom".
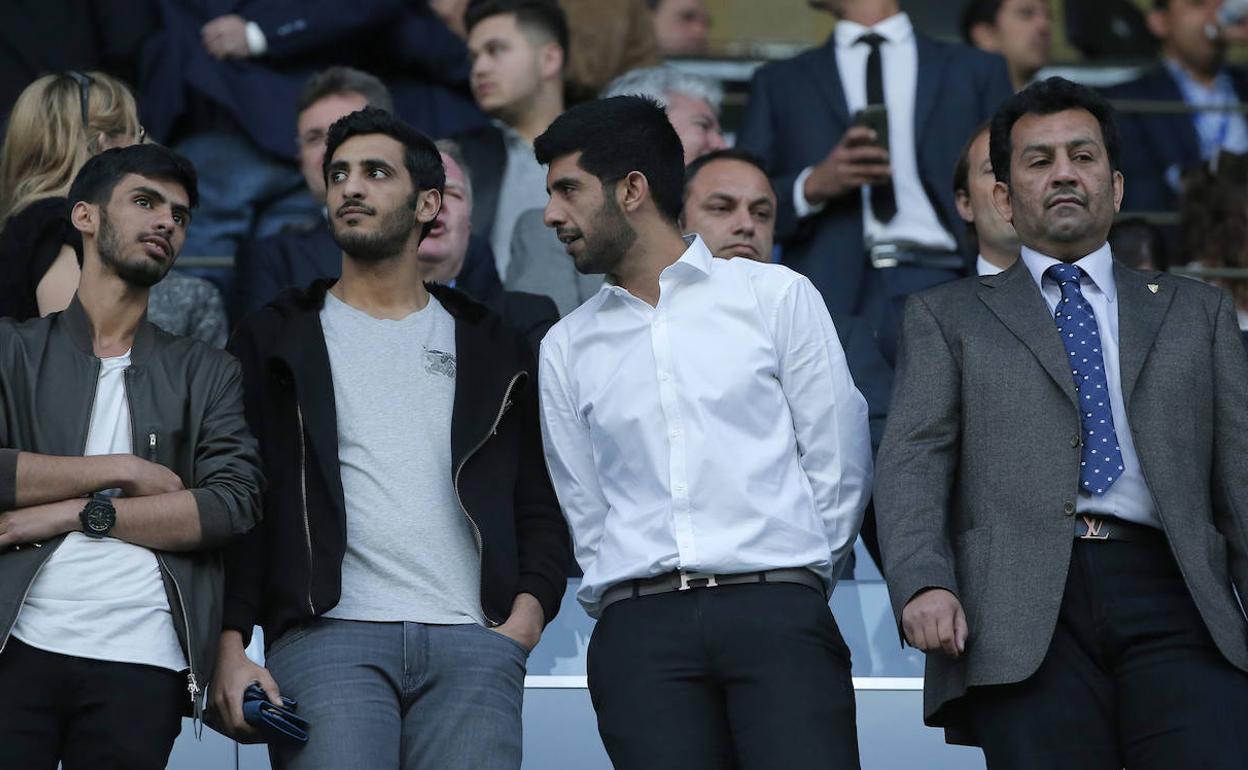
[{"left": 265, "top": 617, "right": 528, "bottom": 770}]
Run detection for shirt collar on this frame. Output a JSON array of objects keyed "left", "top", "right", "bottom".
[
  {"left": 1019, "top": 242, "right": 1116, "bottom": 302},
  {"left": 976, "top": 254, "right": 1005, "bottom": 276},
  {"left": 493, "top": 119, "right": 530, "bottom": 149},
  {"left": 834, "top": 12, "right": 913, "bottom": 49},
  {"left": 1165, "top": 58, "right": 1235, "bottom": 98},
  {"left": 597, "top": 234, "right": 712, "bottom": 299}
]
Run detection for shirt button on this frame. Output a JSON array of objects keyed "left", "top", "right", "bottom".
[
  {"left": 1063, "top": 500, "right": 1076, "bottom": 516},
  {"left": 670, "top": 429, "right": 681, "bottom": 438},
  {"left": 659, "top": 372, "right": 669, "bottom": 381},
  {"left": 673, "top": 483, "right": 686, "bottom": 493}
]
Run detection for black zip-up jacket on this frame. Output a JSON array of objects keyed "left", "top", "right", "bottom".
[
  {"left": 0, "top": 297, "right": 263, "bottom": 719},
  {"left": 223, "top": 280, "right": 570, "bottom": 647}
]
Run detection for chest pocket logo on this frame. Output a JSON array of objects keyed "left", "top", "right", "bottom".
[{"left": 424, "top": 348, "right": 456, "bottom": 379}]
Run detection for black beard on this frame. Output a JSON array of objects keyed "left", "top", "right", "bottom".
[
  {"left": 98, "top": 211, "right": 166, "bottom": 289},
  {"left": 331, "top": 205, "right": 415, "bottom": 264},
  {"left": 576, "top": 193, "right": 637, "bottom": 275}
]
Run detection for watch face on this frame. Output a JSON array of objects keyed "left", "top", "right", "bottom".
[{"left": 84, "top": 502, "right": 114, "bottom": 535}]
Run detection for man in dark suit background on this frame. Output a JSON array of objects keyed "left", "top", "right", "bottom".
[
  {"left": 233, "top": 67, "right": 500, "bottom": 323},
  {"left": 876, "top": 77, "right": 1248, "bottom": 768},
  {"left": 1106, "top": 0, "right": 1248, "bottom": 217},
  {"left": 426, "top": 140, "right": 559, "bottom": 354},
  {"left": 139, "top": 0, "right": 487, "bottom": 258},
  {"left": 736, "top": 0, "right": 1012, "bottom": 362}
]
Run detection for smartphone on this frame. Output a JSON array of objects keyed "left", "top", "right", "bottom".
[{"left": 851, "top": 105, "right": 890, "bottom": 155}]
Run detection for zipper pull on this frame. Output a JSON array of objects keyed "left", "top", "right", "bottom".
[
  {"left": 148, "top": 433, "right": 157, "bottom": 461},
  {"left": 187, "top": 671, "right": 200, "bottom": 702}
]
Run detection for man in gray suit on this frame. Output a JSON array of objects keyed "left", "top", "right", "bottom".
[{"left": 876, "top": 77, "right": 1248, "bottom": 768}]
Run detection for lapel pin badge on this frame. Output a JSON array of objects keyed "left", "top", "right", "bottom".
[{"left": 1147, "top": 283, "right": 1160, "bottom": 294}]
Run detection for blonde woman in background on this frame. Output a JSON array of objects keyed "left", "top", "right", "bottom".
[{"left": 0, "top": 71, "right": 228, "bottom": 345}]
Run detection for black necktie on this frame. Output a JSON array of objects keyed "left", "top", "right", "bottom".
[{"left": 858, "top": 32, "right": 896, "bottom": 223}]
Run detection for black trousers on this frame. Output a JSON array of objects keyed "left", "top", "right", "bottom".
[
  {"left": 587, "top": 581, "right": 860, "bottom": 770},
  {"left": 0, "top": 638, "right": 185, "bottom": 770},
  {"left": 962, "top": 535, "right": 1248, "bottom": 769}
]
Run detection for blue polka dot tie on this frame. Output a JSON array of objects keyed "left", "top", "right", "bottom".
[{"left": 1046, "top": 263, "right": 1123, "bottom": 496}]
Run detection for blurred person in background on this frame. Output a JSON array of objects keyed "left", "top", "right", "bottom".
[
  {"left": 1181, "top": 161, "right": 1248, "bottom": 330},
  {"left": 507, "top": 65, "right": 726, "bottom": 314},
  {"left": 0, "top": 72, "right": 228, "bottom": 345},
  {"left": 139, "top": 0, "right": 487, "bottom": 263},
  {"left": 1107, "top": 0, "right": 1248, "bottom": 217},
  {"left": 952, "top": 121, "right": 1021, "bottom": 275},
  {"left": 1109, "top": 216, "right": 1168, "bottom": 272},
  {"left": 458, "top": 0, "right": 569, "bottom": 277},
  {"left": 600, "top": 65, "right": 726, "bottom": 165},
  {"left": 737, "top": 0, "right": 1013, "bottom": 364},
  {"left": 961, "top": 0, "right": 1053, "bottom": 92},
  {"left": 649, "top": 0, "right": 712, "bottom": 57},
  {"left": 560, "top": 0, "right": 662, "bottom": 101}
]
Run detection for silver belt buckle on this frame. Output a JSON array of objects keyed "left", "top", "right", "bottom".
[{"left": 678, "top": 570, "right": 719, "bottom": 591}]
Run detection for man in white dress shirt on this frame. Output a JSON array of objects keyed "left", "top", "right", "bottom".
[
  {"left": 953, "top": 122, "right": 1020, "bottom": 276},
  {"left": 534, "top": 95, "right": 873, "bottom": 770}
]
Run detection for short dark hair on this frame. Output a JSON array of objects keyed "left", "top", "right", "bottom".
[
  {"left": 683, "top": 148, "right": 774, "bottom": 203},
  {"left": 953, "top": 120, "right": 992, "bottom": 197},
  {"left": 323, "top": 108, "right": 445, "bottom": 238},
  {"left": 67, "top": 144, "right": 198, "bottom": 212},
  {"left": 534, "top": 96, "right": 685, "bottom": 224},
  {"left": 298, "top": 66, "right": 394, "bottom": 115},
  {"left": 961, "top": 0, "right": 1005, "bottom": 46},
  {"left": 465, "top": 0, "right": 569, "bottom": 61},
  {"left": 989, "top": 77, "right": 1121, "bottom": 186}
]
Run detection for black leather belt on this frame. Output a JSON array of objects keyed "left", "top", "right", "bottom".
[
  {"left": 599, "top": 567, "right": 824, "bottom": 613},
  {"left": 1074, "top": 514, "right": 1165, "bottom": 543},
  {"left": 868, "top": 243, "right": 964, "bottom": 271}
]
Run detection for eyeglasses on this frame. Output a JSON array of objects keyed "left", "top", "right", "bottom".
[{"left": 64, "top": 70, "right": 94, "bottom": 130}]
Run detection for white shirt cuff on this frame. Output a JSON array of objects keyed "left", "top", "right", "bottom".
[
  {"left": 793, "top": 166, "right": 826, "bottom": 219},
  {"left": 245, "top": 21, "right": 268, "bottom": 56}
]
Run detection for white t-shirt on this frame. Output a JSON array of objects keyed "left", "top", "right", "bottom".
[{"left": 12, "top": 351, "right": 186, "bottom": 671}]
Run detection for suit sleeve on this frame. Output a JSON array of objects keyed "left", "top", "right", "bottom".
[
  {"left": 1209, "top": 289, "right": 1248, "bottom": 612},
  {"left": 977, "top": 51, "right": 1014, "bottom": 120},
  {"left": 737, "top": 67, "right": 807, "bottom": 242},
  {"left": 246, "top": 0, "right": 403, "bottom": 61},
  {"left": 874, "top": 294, "right": 962, "bottom": 632}
]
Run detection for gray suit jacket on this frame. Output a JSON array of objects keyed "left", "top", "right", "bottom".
[
  {"left": 875, "top": 259, "right": 1248, "bottom": 732},
  {"left": 505, "top": 209, "right": 603, "bottom": 317}
]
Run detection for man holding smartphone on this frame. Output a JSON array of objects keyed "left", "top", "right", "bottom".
[{"left": 738, "top": 0, "right": 1012, "bottom": 361}]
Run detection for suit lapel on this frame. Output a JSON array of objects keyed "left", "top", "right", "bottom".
[
  {"left": 978, "top": 263, "right": 1078, "bottom": 409},
  {"left": 1115, "top": 264, "right": 1174, "bottom": 407},
  {"left": 913, "top": 34, "right": 950, "bottom": 140},
  {"left": 806, "top": 36, "right": 851, "bottom": 127}
]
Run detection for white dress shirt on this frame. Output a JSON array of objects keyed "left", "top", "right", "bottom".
[
  {"left": 977, "top": 255, "right": 1005, "bottom": 276},
  {"left": 1019, "top": 244, "right": 1160, "bottom": 529},
  {"left": 539, "top": 236, "right": 873, "bottom": 617},
  {"left": 793, "top": 12, "right": 957, "bottom": 252}
]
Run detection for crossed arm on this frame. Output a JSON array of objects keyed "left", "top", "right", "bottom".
[{"left": 0, "top": 451, "right": 203, "bottom": 551}]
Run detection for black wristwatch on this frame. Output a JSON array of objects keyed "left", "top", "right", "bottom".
[{"left": 79, "top": 494, "right": 116, "bottom": 539}]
